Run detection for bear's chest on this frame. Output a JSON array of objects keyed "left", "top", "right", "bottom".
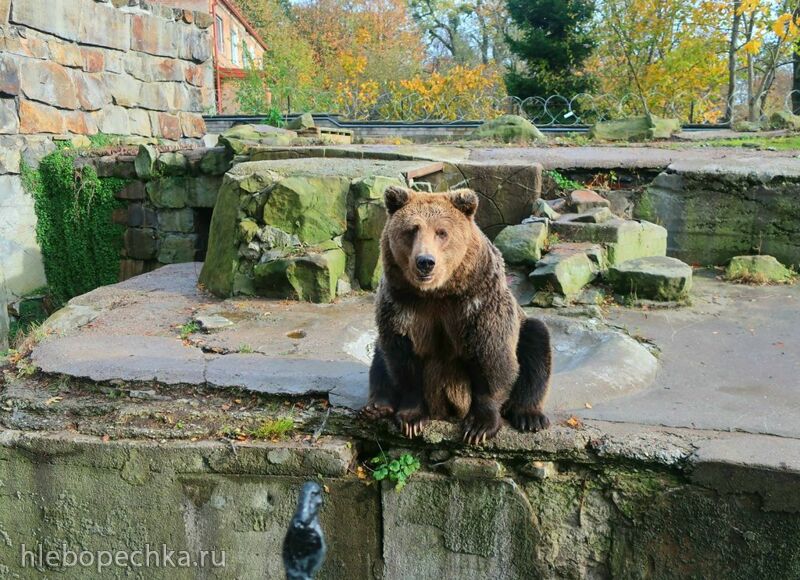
[{"left": 400, "top": 303, "right": 461, "bottom": 359}]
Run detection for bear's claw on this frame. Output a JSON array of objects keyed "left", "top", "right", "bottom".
[
  {"left": 396, "top": 408, "right": 428, "bottom": 438},
  {"left": 504, "top": 408, "right": 550, "bottom": 432},
  {"left": 462, "top": 412, "right": 502, "bottom": 445},
  {"left": 360, "top": 402, "right": 395, "bottom": 420}
]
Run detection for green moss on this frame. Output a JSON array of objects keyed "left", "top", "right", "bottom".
[
  {"left": 22, "top": 151, "right": 128, "bottom": 306},
  {"left": 634, "top": 190, "right": 657, "bottom": 222},
  {"left": 683, "top": 135, "right": 800, "bottom": 151}
]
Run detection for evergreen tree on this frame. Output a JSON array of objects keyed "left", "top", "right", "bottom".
[{"left": 504, "top": 0, "right": 596, "bottom": 98}]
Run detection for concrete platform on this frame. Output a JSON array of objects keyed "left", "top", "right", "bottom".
[{"left": 30, "top": 264, "right": 657, "bottom": 412}]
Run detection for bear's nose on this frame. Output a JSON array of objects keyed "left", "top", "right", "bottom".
[{"left": 415, "top": 254, "right": 436, "bottom": 274}]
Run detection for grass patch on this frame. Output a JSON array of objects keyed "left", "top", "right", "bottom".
[
  {"left": 179, "top": 321, "right": 200, "bottom": 339},
  {"left": 249, "top": 417, "right": 295, "bottom": 440},
  {"left": 696, "top": 135, "right": 800, "bottom": 151}
]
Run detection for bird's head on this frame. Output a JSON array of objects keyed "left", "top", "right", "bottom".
[{"left": 294, "top": 481, "right": 323, "bottom": 526}]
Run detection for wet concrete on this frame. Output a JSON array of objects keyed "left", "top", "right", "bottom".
[{"left": 583, "top": 270, "right": 800, "bottom": 438}]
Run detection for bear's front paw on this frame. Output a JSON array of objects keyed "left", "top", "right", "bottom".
[
  {"left": 503, "top": 406, "right": 550, "bottom": 433},
  {"left": 360, "top": 401, "right": 395, "bottom": 420},
  {"left": 462, "top": 408, "right": 502, "bottom": 445},
  {"left": 396, "top": 407, "right": 428, "bottom": 438}
]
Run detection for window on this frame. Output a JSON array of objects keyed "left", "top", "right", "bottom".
[
  {"left": 215, "top": 16, "right": 224, "bottom": 54},
  {"left": 231, "top": 27, "right": 239, "bottom": 65}
]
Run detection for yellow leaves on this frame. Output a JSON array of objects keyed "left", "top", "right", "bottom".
[
  {"left": 742, "top": 37, "right": 762, "bottom": 55},
  {"left": 736, "top": 0, "right": 760, "bottom": 15},
  {"left": 771, "top": 12, "right": 800, "bottom": 40}
]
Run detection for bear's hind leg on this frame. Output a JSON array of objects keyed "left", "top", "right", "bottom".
[
  {"left": 361, "top": 346, "right": 398, "bottom": 420},
  {"left": 503, "top": 318, "right": 552, "bottom": 432}
]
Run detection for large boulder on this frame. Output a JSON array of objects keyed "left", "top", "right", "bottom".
[
  {"left": 589, "top": 115, "right": 680, "bottom": 141},
  {"left": 200, "top": 158, "right": 422, "bottom": 301},
  {"left": 219, "top": 124, "right": 297, "bottom": 154},
  {"left": 253, "top": 244, "right": 346, "bottom": 303},
  {"left": 494, "top": 223, "right": 548, "bottom": 267},
  {"left": 354, "top": 200, "right": 388, "bottom": 290},
  {"left": 725, "top": 255, "right": 795, "bottom": 284},
  {"left": 286, "top": 112, "right": 314, "bottom": 131},
  {"left": 467, "top": 115, "right": 546, "bottom": 143},
  {"left": 767, "top": 111, "right": 800, "bottom": 131},
  {"left": 262, "top": 175, "right": 351, "bottom": 245},
  {"left": 607, "top": 256, "right": 693, "bottom": 301}
]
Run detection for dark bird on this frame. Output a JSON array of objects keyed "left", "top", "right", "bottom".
[{"left": 283, "top": 481, "right": 327, "bottom": 580}]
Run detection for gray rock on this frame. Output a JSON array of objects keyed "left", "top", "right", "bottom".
[
  {"left": 41, "top": 304, "right": 99, "bottom": 336},
  {"left": 607, "top": 256, "right": 693, "bottom": 301},
  {"left": 530, "top": 243, "right": 602, "bottom": 297},
  {"left": 532, "top": 198, "right": 561, "bottom": 220},
  {"left": 493, "top": 222, "right": 548, "bottom": 267},
  {"left": 568, "top": 189, "right": 610, "bottom": 213},
  {"left": 195, "top": 314, "right": 234, "bottom": 331}
]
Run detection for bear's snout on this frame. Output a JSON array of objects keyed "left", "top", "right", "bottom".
[{"left": 415, "top": 254, "right": 436, "bottom": 276}]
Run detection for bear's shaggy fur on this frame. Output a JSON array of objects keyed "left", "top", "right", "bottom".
[{"left": 361, "top": 186, "right": 552, "bottom": 443}]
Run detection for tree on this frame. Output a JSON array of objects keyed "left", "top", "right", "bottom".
[
  {"left": 589, "top": 0, "right": 728, "bottom": 122},
  {"left": 233, "top": 0, "right": 318, "bottom": 111},
  {"left": 504, "top": 0, "right": 596, "bottom": 99},
  {"left": 735, "top": 0, "right": 800, "bottom": 120},
  {"left": 409, "top": 0, "right": 513, "bottom": 66}
]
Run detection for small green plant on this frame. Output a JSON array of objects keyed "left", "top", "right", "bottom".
[
  {"left": 260, "top": 107, "right": 284, "bottom": 128},
  {"left": 179, "top": 321, "right": 200, "bottom": 339},
  {"left": 87, "top": 133, "right": 117, "bottom": 149},
  {"left": 250, "top": 417, "right": 294, "bottom": 440},
  {"left": 238, "top": 343, "right": 254, "bottom": 354},
  {"left": 545, "top": 169, "right": 583, "bottom": 192},
  {"left": 16, "top": 360, "right": 37, "bottom": 379},
  {"left": 545, "top": 232, "right": 561, "bottom": 249},
  {"left": 370, "top": 452, "right": 421, "bottom": 491}
]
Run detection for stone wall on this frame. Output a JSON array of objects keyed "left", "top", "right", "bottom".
[
  {"left": 642, "top": 165, "right": 800, "bottom": 267},
  {"left": 0, "top": 428, "right": 799, "bottom": 579},
  {"left": 0, "top": 0, "right": 214, "bottom": 303},
  {"left": 76, "top": 145, "right": 233, "bottom": 279}
]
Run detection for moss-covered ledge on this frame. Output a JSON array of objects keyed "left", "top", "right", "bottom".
[{"left": 1, "top": 369, "right": 799, "bottom": 579}]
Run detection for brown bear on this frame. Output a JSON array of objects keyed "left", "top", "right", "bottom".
[{"left": 361, "top": 186, "right": 552, "bottom": 444}]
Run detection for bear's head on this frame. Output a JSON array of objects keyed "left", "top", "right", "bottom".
[{"left": 382, "top": 186, "right": 480, "bottom": 291}]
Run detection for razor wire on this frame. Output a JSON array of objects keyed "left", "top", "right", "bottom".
[{"left": 277, "top": 88, "right": 798, "bottom": 126}]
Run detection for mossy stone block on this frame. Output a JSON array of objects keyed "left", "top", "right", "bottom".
[{"left": 494, "top": 222, "right": 548, "bottom": 267}]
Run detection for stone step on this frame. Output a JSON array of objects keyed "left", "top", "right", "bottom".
[
  {"left": 606, "top": 256, "right": 693, "bottom": 301},
  {"left": 551, "top": 218, "right": 667, "bottom": 265}
]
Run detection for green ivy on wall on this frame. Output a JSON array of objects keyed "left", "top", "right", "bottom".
[{"left": 22, "top": 149, "right": 129, "bottom": 306}]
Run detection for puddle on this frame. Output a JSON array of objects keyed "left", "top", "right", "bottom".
[{"left": 344, "top": 330, "right": 378, "bottom": 364}]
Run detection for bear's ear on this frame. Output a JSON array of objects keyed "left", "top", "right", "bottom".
[
  {"left": 384, "top": 185, "right": 413, "bottom": 214},
  {"left": 448, "top": 189, "right": 479, "bottom": 218}
]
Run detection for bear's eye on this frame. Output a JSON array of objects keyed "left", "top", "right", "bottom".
[
  {"left": 405, "top": 225, "right": 419, "bottom": 238},
  {"left": 436, "top": 229, "right": 448, "bottom": 239}
]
